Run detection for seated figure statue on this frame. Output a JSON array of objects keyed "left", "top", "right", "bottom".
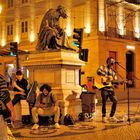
[{"left": 36, "top": 5, "right": 71, "bottom": 50}]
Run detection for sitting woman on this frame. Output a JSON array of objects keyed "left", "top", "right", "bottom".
[{"left": 31, "top": 84, "right": 60, "bottom": 130}]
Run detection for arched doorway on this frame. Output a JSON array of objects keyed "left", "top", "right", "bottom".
[{"left": 126, "top": 51, "right": 135, "bottom": 87}]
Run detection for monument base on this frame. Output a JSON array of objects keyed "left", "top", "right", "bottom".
[{"left": 23, "top": 50, "right": 85, "bottom": 120}]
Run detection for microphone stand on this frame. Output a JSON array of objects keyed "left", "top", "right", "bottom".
[{"left": 115, "top": 62, "right": 139, "bottom": 125}]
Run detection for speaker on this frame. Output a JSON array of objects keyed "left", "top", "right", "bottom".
[{"left": 80, "top": 49, "right": 88, "bottom": 62}]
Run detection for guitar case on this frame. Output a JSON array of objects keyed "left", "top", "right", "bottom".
[{"left": 26, "top": 81, "right": 38, "bottom": 106}]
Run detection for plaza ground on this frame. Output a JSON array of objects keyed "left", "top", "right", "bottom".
[{"left": 8, "top": 100, "right": 140, "bottom": 140}]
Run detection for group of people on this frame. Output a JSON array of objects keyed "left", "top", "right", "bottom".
[
  {"left": 0, "top": 70, "right": 61, "bottom": 130},
  {"left": 0, "top": 56, "right": 122, "bottom": 132}
]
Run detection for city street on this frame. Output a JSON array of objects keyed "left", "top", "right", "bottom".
[
  {"left": 0, "top": 1, "right": 140, "bottom": 140},
  {"left": 9, "top": 100, "right": 140, "bottom": 140}
]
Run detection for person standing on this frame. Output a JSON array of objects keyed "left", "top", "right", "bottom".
[
  {"left": 31, "top": 84, "right": 60, "bottom": 129},
  {"left": 96, "top": 57, "right": 118, "bottom": 123},
  {"left": 12, "top": 70, "right": 28, "bottom": 106}
]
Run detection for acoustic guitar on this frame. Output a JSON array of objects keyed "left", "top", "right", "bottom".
[{"left": 94, "top": 75, "right": 124, "bottom": 89}]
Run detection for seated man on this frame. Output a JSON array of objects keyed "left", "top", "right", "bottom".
[
  {"left": 12, "top": 70, "right": 28, "bottom": 106},
  {"left": 0, "top": 74, "right": 16, "bottom": 122},
  {"left": 31, "top": 84, "right": 60, "bottom": 129}
]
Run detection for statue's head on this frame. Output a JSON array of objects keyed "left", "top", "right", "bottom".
[{"left": 57, "top": 5, "right": 68, "bottom": 19}]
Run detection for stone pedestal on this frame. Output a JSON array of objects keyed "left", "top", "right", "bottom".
[{"left": 23, "top": 49, "right": 85, "bottom": 119}]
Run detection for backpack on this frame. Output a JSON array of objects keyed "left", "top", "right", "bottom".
[
  {"left": 64, "top": 114, "right": 75, "bottom": 126},
  {"left": 26, "top": 81, "right": 38, "bottom": 106},
  {"left": 78, "top": 112, "right": 85, "bottom": 121}
]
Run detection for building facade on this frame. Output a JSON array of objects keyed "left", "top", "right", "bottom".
[{"left": 0, "top": 0, "right": 140, "bottom": 99}]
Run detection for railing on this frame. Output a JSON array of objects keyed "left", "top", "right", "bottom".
[{"left": 99, "top": 27, "right": 140, "bottom": 41}]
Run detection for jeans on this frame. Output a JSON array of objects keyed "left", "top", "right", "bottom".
[
  {"left": 12, "top": 94, "right": 26, "bottom": 106},
  {"left": 32, "top": 106, "right": 60, "bottom": 124},
  {"left": 101, "top": 89, "right": 117, "bottom": 117}
]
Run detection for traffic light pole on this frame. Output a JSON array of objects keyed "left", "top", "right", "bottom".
[
  {"left": 79, "top": 48, "right": 82, "bottom": 85},
  {"left": 10, "top": 42, "right": 19, "bottom": 71},
  {"left": 16, "top": 51, "right": 19, "bottom": 70},
  {"left": 72, "top": 28, "right": 84, "bottom": 85}
]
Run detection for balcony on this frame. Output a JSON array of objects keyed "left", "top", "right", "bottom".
[{"left": 99, "top": 27, "right": 140, "bottom": 41}]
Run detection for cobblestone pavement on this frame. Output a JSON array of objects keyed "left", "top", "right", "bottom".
[{"left": 9, "top": 101, "right": 140, "bottom": 140}]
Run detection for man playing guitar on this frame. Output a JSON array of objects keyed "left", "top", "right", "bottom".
[{"left": 96, "top": 57, "right": 118, "bottom": 123}]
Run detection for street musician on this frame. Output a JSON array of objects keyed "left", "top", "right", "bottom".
[{"left": 96, "top": 57, "right": 119, "bottom": 123}]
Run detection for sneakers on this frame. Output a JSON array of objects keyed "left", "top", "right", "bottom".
[
  {"left": 32, "top": 123, "right": 60, "bottom": 129},
  {"left": 102, "top": 117, "right": 108, "bottom": 123},
  {"left": 109, "top": 117, "right": 118, "bottom": 122},
  {"left": 32, "top": 124, "right": 39, "bottom": 130},
  {"left": 55, "top": 123, "right": 60, "bottom": 129}
]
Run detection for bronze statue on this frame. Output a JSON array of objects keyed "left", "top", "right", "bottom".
[{"left": 36, "top": 5, "right": 71, "bottom": 50}]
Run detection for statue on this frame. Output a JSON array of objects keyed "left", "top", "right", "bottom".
[{"left": 36, "top": 5, "right": 72, "bottom": 50}]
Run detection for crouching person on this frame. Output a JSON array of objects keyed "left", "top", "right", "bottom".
[{"left": 31, "top": 84, "right": 60, "bottom": 130}]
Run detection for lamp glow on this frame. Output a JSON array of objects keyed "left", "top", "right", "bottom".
[
  {"left": 30, "top": 31, "right": 35, "bottom": 42},
  {"left": 15, "top": 35, "right": 19, "bottom": 43},
  {"left": 99, "top": 0, "right": 105, "bottom": 32},
  {"left": 1, "top": 39, "right": 5, "bottom": 46},
  {"left": 85, "top": 23, "right": 91, "bottom": 34},
  {"left": 66, "top": 23, "right": 71, "bottom": 37},
  {"left": 85, "top": 1, "right": 91, "bottom": 34},
  {"left": 117, "top": 6, "right": 125, "bottom": 35},
  {"left": 126, "top": 45, "right": 135, "bottom": 50},
  {"left": 0, "top": 5, "right": 2, "bottom": 14},
  {"left": 134, "top": 12, "right": 140, "bottom": 38}
]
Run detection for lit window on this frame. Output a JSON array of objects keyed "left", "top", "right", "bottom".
[
  {"left": 11, "top": 24, "right": 13, "bottom": 35},
  {"left": 7, "top": 24, "right": 13, "bottom": 36},
  {"left": 22, "top": 0, "right": 28, "bottom": 4},
  {"left": 21, "top": 21, "right": 28, "bottom": 33},
  {"left": 0, "top": 5, "right": 2, "bottom": 14},
  {"left": 21, "top": 22, "right": 24, "bottom": 33},
  {"left": 8, "top": 0, "right": 13, "bottom": 8},
  {"left": 7, "top": 25, "right": 10, "bottom": 35},
  {"left": 25, "top": 21, "right": 28, "bottom": 32}
]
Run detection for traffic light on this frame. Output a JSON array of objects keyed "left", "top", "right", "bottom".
[
  {"left": 72, "top": 28, "right": 83, "bottom": 48},
  {"left": 79, "top": 49, "right": 88, "bottom": 62},
  {"left": 10, "top": 42, "right": 18, "bottom": 56}
]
